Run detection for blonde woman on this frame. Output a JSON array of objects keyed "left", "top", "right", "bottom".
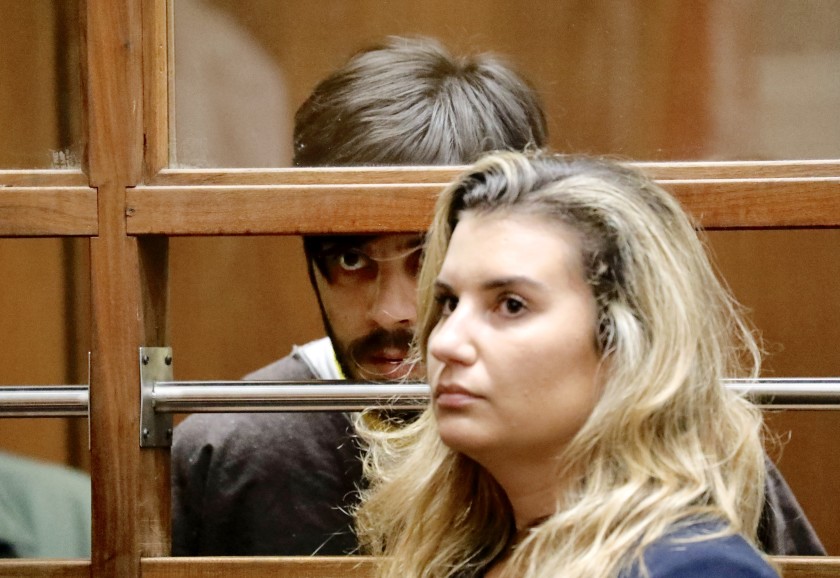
[{"left": 355, "top": 151, "right": 779, "bottom": 577}]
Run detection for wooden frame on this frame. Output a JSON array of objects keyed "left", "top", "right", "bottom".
[{"left": 0, "top": 0, "right": 838, "bottom": 576}]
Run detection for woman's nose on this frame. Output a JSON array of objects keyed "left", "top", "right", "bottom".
[{"left": 428, "top": 306, "right": 477, "bottom": 367}]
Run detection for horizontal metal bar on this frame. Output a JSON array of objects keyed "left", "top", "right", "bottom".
[
  {"left": 152, "top": 378, "right": 840, "bottom": 413},
  {"left": 152, "top": 380, "right": 429, "bottom": 413},
  {"left": 3, "top": 378, "right": 839, "bottom": 419},
  {"left": 727, "top": 378, "right": 840, "bottom": 407},
  {"left": 0, "top": 386, "right": 89, "bottom": 417}
]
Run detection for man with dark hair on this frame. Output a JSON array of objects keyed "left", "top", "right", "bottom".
[
  {"left": 171, "top": 36, "right": 823, "bottom": 558},
  {"left": 171, "top": 36, "right": 547, "bottom": 556}
]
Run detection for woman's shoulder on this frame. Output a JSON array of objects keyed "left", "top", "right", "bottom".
[{"left": 623, "top": 521, "right": 779, "bottom": 578}]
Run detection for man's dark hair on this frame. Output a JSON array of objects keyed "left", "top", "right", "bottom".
[{"left": 295, "top": 35, "right": 548, "bottom": 264}]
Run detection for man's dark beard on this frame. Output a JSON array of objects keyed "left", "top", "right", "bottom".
[{"left": 329, "top": 325, "right": 414, "bottom": 382}]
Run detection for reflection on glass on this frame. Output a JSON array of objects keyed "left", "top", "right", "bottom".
[
  {"left": 173, "top": 0, "right": 840, "bottom": 166},
  {"left": 0, "top": 0, "right": 82, "bottom": 169},
  {"left": 0, "top": 238, "right": 91, "bottom": 557}
]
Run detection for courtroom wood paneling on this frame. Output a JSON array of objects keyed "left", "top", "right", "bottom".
[
  {"left": 775, "top": 558, "right": 840, "bottom": 578},
  {"left": 0, "top": 560, "right": 90, "bottom": 578},
  {"left": 146, "top": 161, "right": 840, "bottom": 187},
  {"left": 1, "top": 0, "right": 839, "bottom": 575},
  {"left": 85, "top": 1, "right": 148, "bottom": 576},
  {"left": 0, "top": 188, "right": 97, "bottom": 236},
  {"left": 142, "top": 0, "right": 170, "bottom": 178},
  {"left": 141, "top": 557, "right": 377, "bottom": 578},
  {"left": 137, "top": 557, "right": 840, "bottom": 578},
  {"left": 126, "top": 178, "right": 840, "bottom": 235}
]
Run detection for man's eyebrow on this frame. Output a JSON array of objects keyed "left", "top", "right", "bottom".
[
  {"left": 363, "top": 235, "right": 424, "bottom": 253},
  {"left": 319, "top": 236, "right": 375, "bottom": 253}
]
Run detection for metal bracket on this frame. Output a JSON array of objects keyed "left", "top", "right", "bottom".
[{"left": 139, "top": 347, "right": 174, "bottom": 448}]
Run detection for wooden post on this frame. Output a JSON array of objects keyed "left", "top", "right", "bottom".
[{"left": 84, "top": 0, "right": 146, "bottom": 575}]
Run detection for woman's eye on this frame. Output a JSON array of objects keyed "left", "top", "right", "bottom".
[
  {"left": 338, "top": 250, "right": 369, "bottom": 271},
  {"left": 436, "top": 294, "right": 458, "bottom": 315},
  {"left": 499, "top": 296, "right": 526, "bottom": 316}
]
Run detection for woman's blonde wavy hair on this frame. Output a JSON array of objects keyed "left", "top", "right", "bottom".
[{"left": 355, "top": 151, "right": 767, "bottom": 578}]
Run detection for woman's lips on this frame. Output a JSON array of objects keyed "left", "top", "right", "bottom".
[{"left": 434, "top": 383, "right": 481, "bottom": 409}]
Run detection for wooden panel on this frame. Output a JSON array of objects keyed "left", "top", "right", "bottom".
[
  {"left": 149, "top": 161, "right": 840, "bottom": 187},
  {"left": 139, "top": 557, "right": 840, "bottom": 578},
  {"left": 0, "top": 188, "right": 97, "bottom": 236},
  {"left": 0, "top": 170, "right": 89, "bottom": 186},
  {"left": 0, "top": 556, "right": 832, "bottom": 578},
  {"left": 775, "top": 557, "right": 840, "bottom": 578},
  {"left": 126, "top": 184, "right": 440, "bottom": 235},
  {"left": 137, "top": 236, "right": 172, "bottom": 557},
  {"left": 0, "top": 560, "right": 89, "bottom": 578},
  {"left": 150, "top": 166, "right": 462, "bottom": 186},
  {"left": 85, "top": 0, "right": 145, "bottom": 577},
  {"left": 141, "top": 557, "right": 377, "bottom": 578},
  {"left": 664, "top": 178, "right": 840, "bottom": 229},
  {"left": 636, "top": 161, "right": 840, "bottom": 180},
  {"left": 0, "top": 557, "right": 836, "bottom": 578},
  {"left": 127, "top": 178, "right": 840, "bottom": 235},
  {"left": 142, "top": 0, "right": 169, "bottom": 178}
]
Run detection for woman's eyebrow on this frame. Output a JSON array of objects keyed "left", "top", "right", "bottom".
[
  {"left": 481, "top": 276, "right": 547, "bottom": 292},
  {"left": 434, "top": 276, "right": 548, "bottom": 293}
]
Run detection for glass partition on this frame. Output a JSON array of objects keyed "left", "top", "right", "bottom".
[
  {"left": 0, "top": 0, "right": 82, "bottom": 169},
  {"left": 0, "top": 238, "right": 90, "bottom": 558},
  {"left": 172, "top": 0, "right": 840, "bottom": 167},
  {"left": 167, "top": 0, "right": 840, "bottom": 558}
]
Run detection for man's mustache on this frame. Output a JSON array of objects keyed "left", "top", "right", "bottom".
[{"left": 347, "top": 328, "right": 414, "bottom": 361}]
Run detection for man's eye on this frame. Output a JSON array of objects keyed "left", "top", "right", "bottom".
[{"left": 337, "top": 250, "right": 370, "bottom": 271}]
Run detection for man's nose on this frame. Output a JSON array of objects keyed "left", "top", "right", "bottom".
[{"left": 367, "top": 264, "right": 417, "bottom": 329}]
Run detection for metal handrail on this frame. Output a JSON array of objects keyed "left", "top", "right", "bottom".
[
  {"left": 4, "top": 378, "right": 840, "bottom": 419},
  {"left": 151, "top": 377, "right": 840, "bottom": 413},
  {"left": 0, "top": 386, "right": 89, "bottom": 417}
]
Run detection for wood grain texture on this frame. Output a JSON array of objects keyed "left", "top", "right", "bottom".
[
  {"left": 126, "top": 184, "right": 441, "bottom": 235},
  {"left": 0, "top": 560, "right": 90, "bottom": 578},
  {"left": 142, "top": 0, "right": 169, "bottom": 179},
  {"left": 148, "top": 161, "right": 840, "bottom": 187},
  {"left": 0, "top": 188, "right": 97, "bottom": 236},
  {"left": 126, "top": 178, "right": 840, "bottom": 235},
  {"left": 0, "top": 556, "right": 826, "bottom": 578},
  {"left": 137, "top": 236, "right": 171, "bottom": 556},
  {"left": 774, "top": 557, "right": 840, "bottom": 577},
  {"left": 664, "top": 178, "right": 840, "bottom": 229},
  {"left": 138, "top": 557, "right": 840, "bottom": 578},
  {"left": 85, "top": 0, "right": 145, "bottom": 576},
  {"left": 89, "top": 193, "right": 142, "bottom": 578},
  {"left": 0, "top": 170, "right": 89, "bottom": 186},
  {"left": 85, "top": 0, "right": 143, "bottom": 188},
  {"left": 141, "top": 557, "right": 377, "bottom": 578}
]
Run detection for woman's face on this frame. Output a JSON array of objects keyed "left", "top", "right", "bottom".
[{"left": 428, "top": 211, "right": 601, "bottom": 469}]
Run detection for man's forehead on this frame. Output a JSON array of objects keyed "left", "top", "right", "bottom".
[{"left": 320, "top": 233, "right": 423, "bottom": 253}]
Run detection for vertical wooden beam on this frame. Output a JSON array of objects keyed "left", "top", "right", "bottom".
[
  {"left": 139, "top": 0, "right": 173, "bottom": 559},
  {"left": 142, "top": 0, "right": 170, "bottom": 178},
  {"left": 137, "top": 235, "right": 171, "bottom": 557},
  {"left": 84, "top": 0, "right": 144, "bottom": 576}
]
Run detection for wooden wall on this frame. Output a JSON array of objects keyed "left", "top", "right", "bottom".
[{"left": 0, "top": 0, "right": 838, "bottom": 556}]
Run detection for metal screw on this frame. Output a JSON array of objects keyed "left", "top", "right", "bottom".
[
  {"left": 165, "top": 356, "right": 172, "bottom": 366},
  {"left": 142, "top": 428, "right": 149, "bottom": 438},
  {"left": 142, "top": 355, "right": 150, "bottom": 365},
  {"left": 166, "top": 428, "right": 173, "bottom": 439}
]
